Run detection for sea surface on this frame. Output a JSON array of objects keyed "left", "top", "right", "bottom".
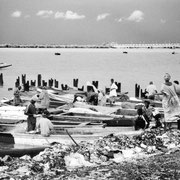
[{"left": 0, "top": 48, "right": 180, "bottom": 100}]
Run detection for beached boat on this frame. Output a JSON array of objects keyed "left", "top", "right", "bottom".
[
  {"left": 0, "top": 63, "right": 12, "bottom": 69},
  {"left": 0, "top": 126, "right": 139, "bottom": 146},
  {"left": 0, "top": 105, "right": 27, "bottom": 124},
  {"left": 0, "top": 140, "right": 47, "bottom": 157}
]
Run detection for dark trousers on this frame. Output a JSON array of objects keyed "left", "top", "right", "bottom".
[{"left": 27, "top": 116, "right": 36, "bottom": 131}]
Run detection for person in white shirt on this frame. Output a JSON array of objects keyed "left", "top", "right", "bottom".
[
  {"left": 39, "top": 87, "right": 50, "bottom": 110},
  {"left": 109, "top": 79, "right": 118, "bottom": 106},
  {"left": 145, "top": 81, "right": 157, "bottom": 100},
  {"left": 36, "top": 111, "right": 54, "bottom": 137}
]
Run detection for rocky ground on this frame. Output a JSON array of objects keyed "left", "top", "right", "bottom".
[{"left": 1, "top": 128, "right": 180, "bottom": 180}]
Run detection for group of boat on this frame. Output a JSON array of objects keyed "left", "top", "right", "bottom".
[{"left": 0, "top": 85, "right": 164, "bottom": 157}]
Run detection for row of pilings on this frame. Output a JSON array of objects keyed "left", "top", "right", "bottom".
[{"left": 1, "top": 73, "right": 146, "bottom": 98}]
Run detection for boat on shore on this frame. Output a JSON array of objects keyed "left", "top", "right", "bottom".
[
  {"left": 0, "top": 141, "right": 47, "bottom": 157},
  {"left": 0, "top": 63, "right": 12, "bottom": 69},
  {"left": 0, "top": 126, "right": 140, "bottom": 146}
]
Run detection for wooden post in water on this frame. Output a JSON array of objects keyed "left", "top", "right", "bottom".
[
  {"left": 115, "top": 82, "right": 121, "bottom": 93},
  {"left": 78, "top": 86, "right": 84, "bottom": 91},
  {"left": 37, "top": 74, "right": 42, "bottom": 87},
  {"left": 24, "top": 81, "right": 30, "bottom": 91},
  {"left": 48, "top": 78, "right": 53, "bottom": 87},
  {"left": 31, "top": 80, "right": 36, "bottom": 87},
  {"left": 42, "top": 80, "right": 47, "bottom": 87},
  {"left": 105, "top": 88, "right": 110, "bottom": 94},
  {"left": 54, "top": 79, "right": 58, "bottom": 88},
  {"left": 135, "top": 84, "right": 137, "bottom": 98},
  {"left": 92, "top": 81, "right": 99, "bottom": 89},
  {"left": 21, "top": 74, "right": 26, "bottom": 85},
  {"left": 135, "top": 83, "right": 140, "bottom": 98},
  {"left": 141, "top": 88, "right": 146, "bottom": 99},
  {"left": 73, "top": 79, "right": 79, "bottom": 88},
  {"left": 61, "top": 84, "right": 66, "bottom": 90},
  {"left": 0, "top": 73, "right": 4, "bottom": 86},
  {"left": 15, "top": 76, "right": 20, "bottom": 87}
]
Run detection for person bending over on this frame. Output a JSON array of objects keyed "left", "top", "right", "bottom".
[{"left": 36, "top": 111, "right": 54, "bottom": 137}]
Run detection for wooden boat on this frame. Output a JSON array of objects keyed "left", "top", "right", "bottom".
[
  {"left": 0, "top": 141, "right": 47, "bottom": 157},
  {"left": 0, "top": 63, "right": 12, "bottom": 69},
  {"left": 55, "top": 52, "right": 61, "bottom": 55},
  {"left": 50, "top": 112, "right": 136, "bottom": 127},
  {"left": 0, "top": 105, "right": 27, "bottom": 123},
  {"left": 0, "top": 126, "right": 139, "bottom": 146}
]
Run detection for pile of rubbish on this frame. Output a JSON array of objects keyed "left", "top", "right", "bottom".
[{"left": 1, "top": 128, "right": 180, "bottom": 179}]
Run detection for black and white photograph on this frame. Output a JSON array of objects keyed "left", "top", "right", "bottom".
[{"left": 0, "top": 0, "right": 180, "bottom": 179}]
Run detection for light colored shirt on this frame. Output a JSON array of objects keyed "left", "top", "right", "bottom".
[
  {"left": 146, "top": 84, "right": 157, "bottom": 96},
  {"left": 109, "top": 83, "right": 118, "bottom": 97},
  {"left": 39, "top": 90, "right": 50, "bottom": 109},
  {"left": 36, "top": 117, "right": 54, "bottom": 136}
]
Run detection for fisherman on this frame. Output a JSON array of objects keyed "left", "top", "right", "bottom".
[
  {"left": 134, "top": 108, "right": 148, "bottom": 130},
  {"left": 109, "top": 79, "right": 118, "bottom": 106},
  {"left": 13, "top": 86, "right": 22, "bottom": 106},
  {"left": 145, "top": 81, "right": 157, "bottom": 100},
  {"left": 24, "top": 97, "right": 37, "bottom": 132},
  {"left": 86, "top": 88, "right": 98, "bottom": 105},
  {"left": 38, "top": 87, "right": 50, "bottom": 113},
  {"left": 36, "top": 110, "right": 54, "bottom": 137},
  {"left": 98, "top": 89, "right": 107, "bottom": 106}
]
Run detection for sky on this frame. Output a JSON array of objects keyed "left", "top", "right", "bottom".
[{"left": 0, "top": 0, "right": 180, "bottom": 45}]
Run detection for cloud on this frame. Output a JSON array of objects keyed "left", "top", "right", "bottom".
[
  {"left": 127, "top": 10, "right": 144, "bottom": 22},
  {"left": 54, "top": 12, "right": 64, "bottom": 19},
  {"left": 36, "top": 10, "right": 53, "bottom": 18},
  {"left": 11, "top": 11, "right": 22, "bottom": 18},
  {"left": 55, "top": 11, "right": 85, "bottom": 20},
  {"left": 96, "top": 13, "right": 110, "bottom": 21}
]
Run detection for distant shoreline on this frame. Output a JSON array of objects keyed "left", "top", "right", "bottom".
[{"left": 0, "top": 43, "right": 180, "bottom": 49}]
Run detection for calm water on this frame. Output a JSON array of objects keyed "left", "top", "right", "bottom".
[{"left": 0, "top": 48, "right": 180, "bottom": 100}]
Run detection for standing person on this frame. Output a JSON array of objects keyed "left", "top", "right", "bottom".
[
  {"left": 160, "top": 73, "right": 180, "bottom": 127},
  {"left": 24, "top": 97, "right": 37, "bottom": 132},
  {"left": 109, "top": 79, "right": 118, "bottom": 106},
  {"left": 98, "top": 89, "right": 107, "bottom": 106},
  {"left": 39, "top": 87, "right": 50, "bottom": 112},
  {"left": 36, "top": 111, "right": 54, "bottom": 137},
  {"left": 13, "top": 86, "right": 22, "bottom": 106},
  {"left": 145, "top": 81, "right": 157, "bottom": 100}
]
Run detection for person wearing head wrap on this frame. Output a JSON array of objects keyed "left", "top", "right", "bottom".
[
  {"left": 160, "top": 73, "right": 180, "bottom": 126},
  {"left": 13, "top": 86, "right": 22, "bottom": 106},
  {"left": 24, "top": 96, "right": 38, "bottom": 132},
  {"left": 39, "top": 87, "right": 50, "bottom": 111}
]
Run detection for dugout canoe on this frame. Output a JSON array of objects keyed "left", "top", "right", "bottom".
[
  {"left": 50, "top": 113, "right": 135, "bottom": 127},
  {"left": 0, "top": 126, "right": 139, "bottom": 147}
]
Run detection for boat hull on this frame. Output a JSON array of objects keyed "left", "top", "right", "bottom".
[
  {"left": 0, "top": 63, "right": 12, "bottom": 69},
  {"left": 0, "top": 127, "right": 138, "bottom": 146}
]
